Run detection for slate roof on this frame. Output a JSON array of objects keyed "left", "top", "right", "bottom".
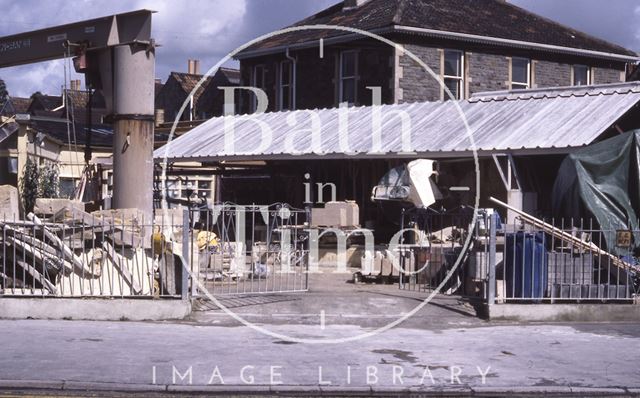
[
  {"left": 8, "top": 97, "right": 31, "bottom": 114},
  {"left": 30, "top": 94, "right": 62, "bottom": 111},
  {"left": 64, "top": 89, "right": 106, "bottom": 111},
  {"left": 0, "top": 119, "right": 19, "bottom": 144},
  {"left": 30, "top": 119, "right": 114, "bottom": 147},
  {"left": 218, "top": 67, "right": 241, "bottom": 85},
  {"left": 170, "top": 72, "right": 213, "bottom": 98},
  {"left": 29, "top": 118, "right": 168, "bottom": 148},
  {"left": 240, "top": 0, "right": 636, "bottom": 59}
]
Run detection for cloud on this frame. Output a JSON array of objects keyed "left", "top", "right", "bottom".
[
  {"left": 2, "top": 0, "right": 637, "bottom": 98},
  {"left": 509, "top": 0, "right": 640, "bottom": 52},
  {"left": 636, "top": 6, "right": 640, "bottom": 43},
  {"left": 0, "top": 0, "right": 248, "bottom": 96}
]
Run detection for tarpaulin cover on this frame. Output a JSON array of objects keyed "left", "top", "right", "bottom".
[{"left": 552, "top": 131, "right": 640, "bottom": 256}]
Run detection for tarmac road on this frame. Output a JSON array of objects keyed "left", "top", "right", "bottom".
[{"left": 0, "top": 318, "right": 639, "bottom": 397}]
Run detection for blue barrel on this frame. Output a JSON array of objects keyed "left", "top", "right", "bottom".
[{"left": 505, "top": 232, "right": 548, "bottom": 299}]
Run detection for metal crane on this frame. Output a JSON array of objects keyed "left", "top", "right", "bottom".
[{"left": 0, "top": 10, "right": 156, "bottom": 219}]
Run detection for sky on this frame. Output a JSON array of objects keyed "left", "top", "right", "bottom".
[{"left": 1, "top": 0, "right": 639, "bottom": 98}]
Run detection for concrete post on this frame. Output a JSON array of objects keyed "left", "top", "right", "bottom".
[
  {"left": 112, "top": 44, "right": 155, "bottom": 220},
  {"left": 181, "top": 209, "right": 190, "bottom": 301},
  {"left": 16, "top": 121, "right": 29, "bottom": 216}
]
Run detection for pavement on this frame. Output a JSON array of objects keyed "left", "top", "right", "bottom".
[{"left": 0, "top": 273, "right": 639, "bottom": 397}]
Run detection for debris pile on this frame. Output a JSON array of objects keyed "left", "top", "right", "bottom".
[{"left": 0, "top": 204, "right": 183, "bottom": 297}]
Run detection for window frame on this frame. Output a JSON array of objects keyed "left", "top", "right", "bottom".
[
  {"left": 511, "top": 57, "right": 531, "bottom": 90},
  {"left": 572, "top": 64, "right": 591, "bottom": 86},
  {"left": 339, "top": 50, "right": 358, "bottom": 106},
  {"left": 251, "top": 64, "right": 266, "bottom": 112},
  {"left": 442, "top": 49, "right": 465, "bottom": 100},
  {"left": 278, "top": 60, "right": 295, "bottom": 111}
]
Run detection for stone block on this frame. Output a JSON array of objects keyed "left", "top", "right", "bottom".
[
  {"left": 0, "top": 185, "right": 19, "bottom": 220},
  {"left": 34, "top": 198, "right": 84, "bottom": 216}
]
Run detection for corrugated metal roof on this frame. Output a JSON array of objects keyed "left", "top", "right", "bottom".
[
  {"left": 0, "top": 119, "right": 18, "bottom": 145},
  {"left": 155, "top": 82, "right": 640, "bottom": 162}
]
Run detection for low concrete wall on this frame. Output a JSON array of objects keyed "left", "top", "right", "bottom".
[
  {"left": 487, "top": 303, "right": 640, "bottom": 322},
  {"left": 0, "top": 298, "right": 191, "bottom": 321}
]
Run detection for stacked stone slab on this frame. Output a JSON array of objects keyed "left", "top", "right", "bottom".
[{"left": 0, "top": 185, "right": 19, "bottom": 220}]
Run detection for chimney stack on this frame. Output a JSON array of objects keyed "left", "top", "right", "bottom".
[
  {"left": 69, "top": 79, "right": 82, "bottom": 90},
  {"left": 155, "top": 109, "right": 165, "bottom": 127},
  {"left": 188, "top": 59, "right": 201, "bottom": 75},
  {"left": 343, "top": 0, "right": 370, "bottom": 9}
]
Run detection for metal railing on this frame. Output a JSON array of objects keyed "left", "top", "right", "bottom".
[
  {"left": 0, "top": 210, "right": 189, "bottom": 299},
  {"left": 394, "top": 209, "right": 639, "bottom": 304},
  {"left": 1, "top": 203, "right": 310, "bottom": 300},
  {"left": 189, "top": 203, "right": 309, "bottom": 297},
  {"left": 488, "top": 215, "right": 639, "bottom": 303},
  {"left": 397, "top": 207, "right": 486, "bottom": 297}
]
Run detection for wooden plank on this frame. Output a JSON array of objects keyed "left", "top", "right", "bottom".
[
  {"left": 27, "top": 213, "right": 100, "bottom": 277},
  {"left": 15, "top": 260, "right": 57, "bottom": 294},
  {"left": 102, "top": 241, "right": 142, "bottom": 294},
  {"left": 6, "top": 236, "right": 71, "bottom": 275},
  {"left": 489, "top": 197, "right": 639, "bottom": 274}
]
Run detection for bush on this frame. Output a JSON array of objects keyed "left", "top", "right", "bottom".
[
  {"left": 19, "top": 158, "right": 39, "bottom": 214},
  {"left": 39, "top": 162, "right": 59, "bottom": 199},
  {"left": 19, "top": 159, "right": 60, "bottom": 214}
]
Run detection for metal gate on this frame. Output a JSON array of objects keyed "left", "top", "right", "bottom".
[
  {"left": 190, "top": 203, "right": 309, "bottom": 296},
  {"left": 397, "top": 207, "right": 486, "bottom": 299}
]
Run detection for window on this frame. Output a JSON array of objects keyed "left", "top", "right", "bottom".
[
  {"left": 59, "top": 178, "right": 77, "bottom": 199},
  {"left": 279, "top": 60, "right": 295, "bottom": 110},
  {"left": 162, "top": 176, "right": 214, "bottom": 201},
  {"left": 573, "top": 65, "right": 591, "bottom": 86},
  {"left": 339, "top": 51, "right": 358, "bottom": 105},
  {"left": 443, "top": 50, "right": 465, "bottom": 100},
  {"left": 511, "top": 57, "right": 531, "bottom": 89},
  {"left": 252, "top": 65, "right": 266, "bottom": 112}
]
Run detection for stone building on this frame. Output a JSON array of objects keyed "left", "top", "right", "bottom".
[
  {"left": 236, "top": 0, "right": 637, "bottom": 112},
  {"left": 155, "top": 61, "right": 240, "bottom": 123}
]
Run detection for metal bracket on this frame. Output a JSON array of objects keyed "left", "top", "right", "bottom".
[{"left": 492, "top": 153, "right": 522, "bottom": 191}]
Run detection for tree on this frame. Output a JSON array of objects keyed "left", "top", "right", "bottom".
[
  {"left": 0, "top": 78, "right": 8, "bottom": 104},
  {"left": 19, "top": 159, "right": 60, "bottom": 214},
  {"left": 20, "top": 158, "right": 39, "bottom": 214},
  {"left": 0, "top": 78, "right": 9, "bottom": 115},
  {"left": 39, "top": 162, "right": 60, "bottom": 199}
]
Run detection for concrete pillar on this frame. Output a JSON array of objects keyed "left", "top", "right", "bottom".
[{"left": 112, "top": 44, "right": 155, "bottom": 220}]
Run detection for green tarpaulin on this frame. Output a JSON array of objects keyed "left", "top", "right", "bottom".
[{"left": 552, "top": 131, "right": 640, "bottom": 256}]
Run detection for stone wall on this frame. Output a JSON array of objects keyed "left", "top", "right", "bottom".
[
  {"left": 533, "top": 60, "right": 572, "bottom": 88},
  {"left": 468, "top": 52, "right": 510, "bottom": 94},
  {"left": 592, "top": 67, "right": 624, "bottom": 85},
  {"left": 398, "top": 44, "right": 441, "bottom": 102}
]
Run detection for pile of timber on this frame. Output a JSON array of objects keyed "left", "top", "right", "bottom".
[
  {"left": 0, "top": 205, "right": 155, "bottom": 296},
  {"left": 489, "top": 197, "right": 640, "bottom": 275}
]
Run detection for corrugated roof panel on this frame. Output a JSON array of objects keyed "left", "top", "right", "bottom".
[{"left": 155, "top": 82, "right": 640, "bottom": 161}]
